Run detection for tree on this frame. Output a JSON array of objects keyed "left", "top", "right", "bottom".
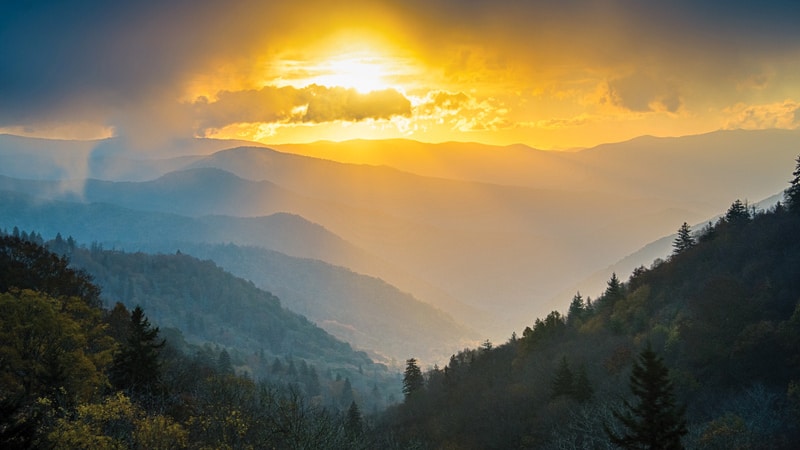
[
  {"left": 345, "top": 401, "right": 363, "bottom": 436},
  {"left": 725, "top": 199, "right": 750, "bottom": 224},
  {"left": 217, "top": 349, "right": 234, "bottom": 375},
  {"left": 567, "top": 292, "right": 586, "bottom": 325},
  {"left": 402, "top": 358, "right": 424, "bottom": 399},
  {"left": 606, "top": 343, "right": 687, "bottom": 449},
  {"left": 109, "top": 306, "right": 165, "bottom": 395},
  {"left": 551, "top": 356, "right": 574, "bottom": 399},
  {"left": 672, "top": 222, "right": 695, "bottom": 256},
  {"left": 0, "top": 235, "right": 101, "bottom": 306},
  {"left": 786, "top": 155, "right": 800, "bottom": 214}
]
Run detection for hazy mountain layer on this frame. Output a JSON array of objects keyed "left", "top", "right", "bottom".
[
  {"left": 2, "top": 130, "right": 797, "bottom": 342},
  {"left": 0, "top": 190, "right": 474, "bottom": 364},
  {"left": 167, "top": 243, "right": 477, "bottom": 365}
]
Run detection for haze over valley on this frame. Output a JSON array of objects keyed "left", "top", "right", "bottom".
[{"left": 1, "top": 129, "right": 798, "bottom": 360}]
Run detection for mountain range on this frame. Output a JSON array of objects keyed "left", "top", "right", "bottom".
[{"left": 1, "top": 129, "right": 797, "bottom": 360}]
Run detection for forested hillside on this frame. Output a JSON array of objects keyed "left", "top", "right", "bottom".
[
  {"left": 378, "top": 163, "right": 800, "bottom": 448},
  {"left": 166, "top": 242, "right": 475, "bottom": 365},
  {"left": 0, "top": 234, "right": 411, "bottom": 448}
]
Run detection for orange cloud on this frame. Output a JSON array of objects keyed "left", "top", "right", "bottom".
[
  {"left": 723, "top": 100, "right": 800, "bottom": 130},
  {"left": 195, "top": 85, "right": 411, "bottom": 132}
]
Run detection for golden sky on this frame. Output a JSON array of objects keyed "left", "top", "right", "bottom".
[{"left": 2, "top": 0, "right": 799, "bottom": 150}]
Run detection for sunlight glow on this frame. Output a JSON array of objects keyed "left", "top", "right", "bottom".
[
  {"left": 311, "top": 56, "right": 391, "bottom": 93},
  {"left": 275, "top": 51, "right": 401, "bottom": 94}
]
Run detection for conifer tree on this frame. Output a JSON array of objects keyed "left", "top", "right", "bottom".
[
  {"left": 345, "top": 401, "right": 363, "bottom": 436},
  {"left": 672, "top": 222, "right": 695, "bottom": 256},
  {"left": 110, "top": 306, "right": 165, "bottom": 395},
  {"left": 551, "top": 356, "right": 574, "bottom": 399},
  {"left": 402, "top": 358, "right": 424, "bottom": 399},
  {"left": 567, "top": 292, "right": 586, "bottom": 325},
  {"left": 606, "top": 343, "right": 687, "bottom": 449},
  {"left": 786, "top": 155, "right": 800, "bottom": 214},
  {"left": 724, "top": 199, "right": 750, "bottom": 224}
]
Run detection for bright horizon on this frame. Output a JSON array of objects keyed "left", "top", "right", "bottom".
[{"left": 1, "top": 1, "right": 799, "bottom": 152}]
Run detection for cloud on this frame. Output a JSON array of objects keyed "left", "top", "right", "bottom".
[
  {"left": 415, "top": 91, "right": 511, "bottom": 131},
  {"left": 606, "top": 73, "right": 683, "bottom": 113},
  {"left": 530, "top": 115, "right": 592, "bottom": 130},
  {"left": 195, "top": 85, "right": 411, "bottom": 131},
  {"left": 2, "top": 0, "right": 800, "bottom": 146},
  {"left": 304, "top": 86, "right": 411, "bottom": 122},
  {"left": 723, "top": 100, "right": 800, "bottom": 130}
]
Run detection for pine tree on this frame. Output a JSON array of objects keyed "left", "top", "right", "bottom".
[
  {"left": 217, "top": 349, "right": 233, "bottom": 375},
  {"left": 606, "top": 343, "right": 687, "bottom": 449},
  {"left": 551, "top": 356, "right": 574, "bottom": 399},
  {"left": 672, "top": 222, "right": 695, "bottom": 256},
  {"left": 402, "top": 358, "right": 424, "bottom": 399},
  {"left": 567, "top": 292, "right": 586, "bottom": 325},
  {"left": 109, "top": 306, "right": 165, "bottom": 395},
  {"left": 345, "top": 401, "right": 363, "bottom": 436},
  {"left": 724, "top": 199, "right": 750, "bottom": 224},
  {"left": 786, "top": 155, "right": 800, "bottom": 214}
]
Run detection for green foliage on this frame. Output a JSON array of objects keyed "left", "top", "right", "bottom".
[
  {"left": 724, "top": 199, "right": 751, "bottom": 224},
  {"left": 109, "top": 305, "right": 165, "bottom": 395},
  {"left": 0, "top": 234, "right": 100, "bottom": 306},
  {"left": 785, "top": 155, "right": 800, "bottom": 214},
  {"left": 567, "top": 292, "right": 587, "bottom": 326},
  {"left": 672, "top": 222, "right": 695, "bottom": 256},
  {"left": 607, "top": 343, "right": 687, "bottom": 449},
  {"left": 378, "top": 155, "right": 800, "bottom": 448},
  {"left": 0, "top": 234, "right": 383, "bottom": 449},
  {"left": 402, "top": 358, "right": 424, "bottom": 399},
  {"left": 551, "top": 356, "right": 575, "bottom": 399}
]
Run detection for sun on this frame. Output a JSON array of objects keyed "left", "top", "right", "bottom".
[
  {"left": 308, "top": 55, "right": 392, "bottom": 93},
  {"left": 273, "top": 47, "right": 407, "bottom": 94}
]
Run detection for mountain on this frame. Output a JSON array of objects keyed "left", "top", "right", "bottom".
[
  {"left": 380, "top": 194, "right": 800, "bottom": 449},
  {"left": 0, "top": 190, "right": 474, "bottom": 364},
  {"left": 0, "top": 163, "right": 704, "bottom": 338},
  {"left": 2, "top": 130, "right": 797, "bottom": 342},
  {"left": 0, "top": 133, "right": 267, "bottom": 181},
  {"left": 65, "top": 244, "right": 375, "bottom": 372},
  {"left": 168, "top": 243, "right": 476, "bottom": 365},
  {"left": 552, "top": 192, "right": 786, "bottom": 312},
  {"left": 69, "top": 243, "right": 372, "bottom": 371},
  {"left": 273, "top": 130, "right": 800, "bottom": 207}
]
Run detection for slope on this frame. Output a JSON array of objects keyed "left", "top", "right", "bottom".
[
  {"left": 169, "top": 243, "right": 476, "bottom": 365},
  {"left": 380, "top": 197, "right": 800, "bottom": 449},
  {"left": 0, "top": 190, "right": 475, "bottom": 363},
  {"left": 62, "top": 244, "right": 374, "bottom": 371}
]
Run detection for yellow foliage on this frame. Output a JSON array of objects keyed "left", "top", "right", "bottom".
[
  {"left": 0, "top": 290, "right": 112, "bottom": 403},
  {"left": 49, "top": 393, "right": 188, "bottom": 450}
]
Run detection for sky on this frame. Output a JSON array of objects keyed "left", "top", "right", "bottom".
[{"left": 1, "top": 0, "right": 800, "bottom": 150}]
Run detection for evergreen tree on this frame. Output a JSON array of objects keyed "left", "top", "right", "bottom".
[
  {"left": 599, "top": 273, "right": 624, "bottom": 310},
  {"left": 572, "top": 364, "right": 594, "bottom": 402},
  {"left": 786, "top": 155, "right": 800, "bottom": 214},
  {"left": 606, "top": 343, "right": 687, "bottom": 449},
  {"left": 567, "top": 292, "right": 586, "bottom": 325},
  {"left": 724, "top": 199, "right": 750, "bottom": 224},
  {"left": 551, "top": 356, "right": 574, "bottom": 399},
  {"left": 672, "top": 222, "right": 695, "bottom": 256},
  {"left": 109, "top": 306, "right": 165, "bottom": 395},
  {"left": 402, "top": 358, "right": 424, "bottom": 399},
  {"left": 217, "top": 349, "right": 233, "bottom": 375},
  {"left": 345, "top": 401, "right": 363, "bottom": 436}
]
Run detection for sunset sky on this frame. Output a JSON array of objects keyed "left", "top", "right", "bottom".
[{"left": 2, "top": 0, "right": 799, "bottom": 150}]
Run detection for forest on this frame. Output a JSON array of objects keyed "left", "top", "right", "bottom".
[{"left": 2, "top": 156, "right": 800, "bottom": 448}]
